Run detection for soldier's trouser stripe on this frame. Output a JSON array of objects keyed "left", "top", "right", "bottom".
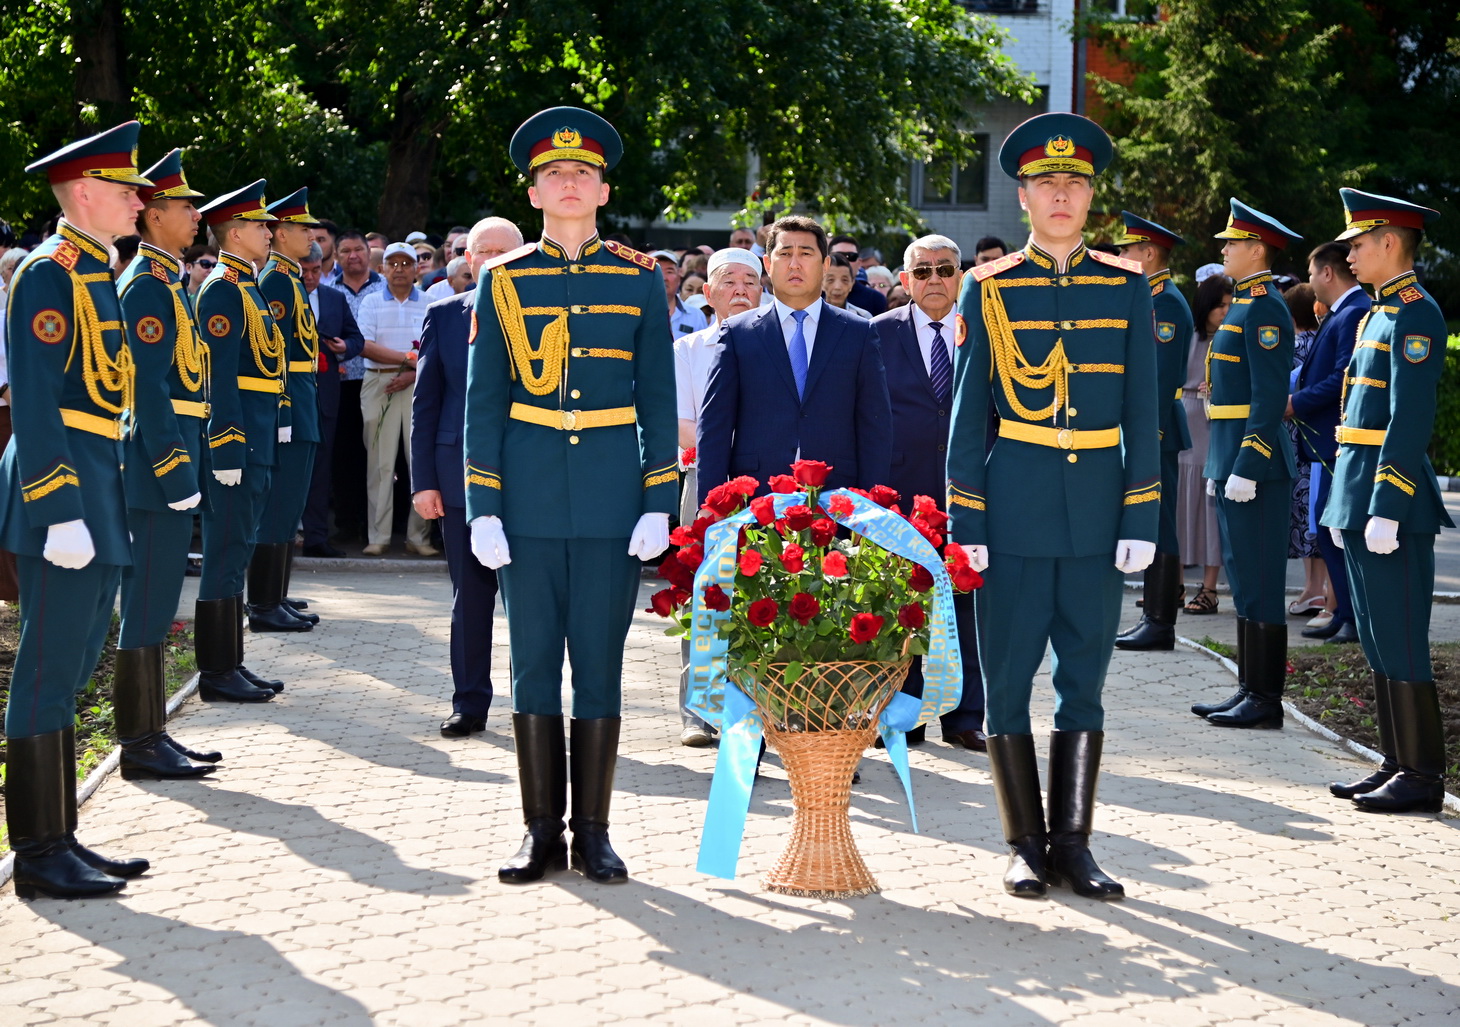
[
  {"left": 5, "top": 556, "right": 122, "bottom": 738},
  {"left": 975, "top": 552, "right": 1122, "bottom": 735},
  {"left": 120, "top": 507, "right": 194, "bottom": 648},
  {"left": 498, "top": 535, "right": 640, "bottom": 719},
  {"left": 1215, "top": 479, "right": 1290, "bottom": 623},
  {"left": 1343, "top": 531, "right": 1435, "bottom": 681},
  {"left": 257, "top": 441, "right": 318, "bottom": 544},
  {"left": 200, "top": 465, "right": 271, "bottom": 600}
]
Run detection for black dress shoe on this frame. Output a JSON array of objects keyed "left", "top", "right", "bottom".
[
  {"left": 1326, "top": 621, "right": 1360, "bottom": 644},
  {"left": 1301, "top": 616, "right": 1345, "bottom": 639},
  {"left": 945, "top": 728, "right": 988, "bottom": 752},
  {"left": 302, "top": 543, "right": 346, "bottom": 558},
  {"left": 441, "top": 713, "right": 487, "bottom": 737}
]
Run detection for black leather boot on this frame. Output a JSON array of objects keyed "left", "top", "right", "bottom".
[
  {"left": 247, "top": 544, "right": 313, "bottom": 632},
  {"left": 499, "top": 714, "right": 568, "bottom": 883},
  {"left": 281, "top": 546, "right": 319, "bottom": 622},
  {"left": 61, "top": 726, "right": 150, "bottom": 879},
  {"left": 1331, "top": 670, "right": 1397, "bottom": 798},
  {"left": 1354, "top": 679, "right": 1446, "bottom": 814},
  {"left": 7, "top": 731, "right": 127, "bottom": 899},
  {"left": 1115, "top": 552, "right": 1180, "bottom": 651},
  {"left": 985, "top": 733, "right": 1047, "bottom": 898},
  {"left": 114, "top": 646, "right": 215, "bottom": 780},
  {"left": 1193, "top": 616, "right": 1248, "bottom": 717},
  {"left": 147, "top": 642, "right": 223, "bottom": 763},
  {"left": 195, "top": 598, "right": 273, "bottom": 702},
  {"left": 1045, "top": 730, "right": 1124, "bottom": 900},
  {"left": 568, "top": 717, "right": 628, "bottom": 883},
  {"left": 1207, "top": 620, "right": 1285, "bottom": 729},
  {"left": 234, "top": 594, "right": 284, "bottom": 692}
]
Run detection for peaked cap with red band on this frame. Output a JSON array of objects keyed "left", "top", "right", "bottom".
[
  {"left": 25, "top": 120, "right": 153, "bottom": 187},
  {"left": 998, "top": 112, "right": 1113, "bottom": 180},
  {"left": 509, "top": 106, "right": 623, "bottom": 175},
  {"left": 1213, "top": 197, "right": 1302, "bottom": 250},
  {"left": 266, "top": 187, "right": 322, "bottom": 226},
  {"left": 138, "top": 148, "right": 205, "bottom": 202},
  {"left": 1336, "top": 187, "right": 1440, "bottom": 241},
  {"left": 1113, "top": 210, "right": 1184, "bottom": 250},
  {"left": 197, "top": 180, "right": 276, "bottom": 226}
]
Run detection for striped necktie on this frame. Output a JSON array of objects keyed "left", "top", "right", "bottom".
[{"left": 928, "top": 320, "right": 951, "bottom": 402}]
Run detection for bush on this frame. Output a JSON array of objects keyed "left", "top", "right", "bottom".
[{"left": 1432, "top": 335, "right": 1460, "bottom": 477}]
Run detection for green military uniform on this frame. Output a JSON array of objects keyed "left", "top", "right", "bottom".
[
  {"left": 1199, "top": 198, "right": 1300, "bottom": 729},
  {"left": 193, "top": 181, "right": 287, "bottom": 702},
  {"left": 1, "top": 121, "right": 150, "bottom": 898},
  {"left": 1321, "top": 188, "right": 1452, "bottom": 814},
  {"left": 1112, "top": 212, "right": 1194, "bottom": 651},
  {"left": 251, "top": 188, "right": 323, "bottom": 631},
  {"left": 465, "top": 107, "right": 677, "bottom": 885},
  {"left": 947, "top": 113, "right": 1157, "bottom": 901}
]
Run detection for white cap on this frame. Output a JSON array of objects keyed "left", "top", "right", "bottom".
[
  {"left": 404, "top": 231, "right": 429, "bottom": 244},
  {"left": 707, "top": 247, "right": 763, "bottom": 277},
  {"left": 648, "top": 249, "right": 679, "bottom": 263},
  {"left": 1195, "top": 262, "right": 1224, "bottom": 284},
  {"left": 383, "top": 242, "right": 418, "bottom": 262}
]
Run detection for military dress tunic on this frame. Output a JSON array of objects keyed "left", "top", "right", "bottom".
[
  {"left": 1150, "top": 268, "right": 1194, "bottom": 555},
  {"left": 464, "top": 234, "right": 678, "bottom": 718},
  {"left": 195, "top": 250, "right": 287, "bottom": 600},
  {"left": 255, "top": 251, "right": 320, "bottom": 544},
  {"left": 1320, "top": 272, "right": 1454, "bottom": 680},
  {"left": 116, "top": 242, "right": 212, "bottom": 647},
  {"left": 1202, "top": 270, "right": 1297, "bottom": 624},
  {"left": 0, "top": 223, "right": 135, "bottom": 737},
  {"left": 947, "top": 242, "right": 1159, "bottom": 734}
]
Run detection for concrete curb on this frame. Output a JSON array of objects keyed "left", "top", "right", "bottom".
[
  {"left": 1176, "top": 635, "right": 1460, "bottom": 815},
  {"left": 294, "top": 556, "right": 447, "bottom": 574},
  {"left": 0, "top": 673, "right": 202, "bottom": 891}
]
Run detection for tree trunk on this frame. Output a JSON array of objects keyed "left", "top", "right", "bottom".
[
  {"left": 70, "top": 0, "right": 130, "bottom": 131},
  {"left": 376, "top": 84, "right": 448, "bottom": 238}
]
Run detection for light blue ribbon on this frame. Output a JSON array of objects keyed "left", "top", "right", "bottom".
[{"left": 687, "top": 488, "right": 962, "bottom": 879}]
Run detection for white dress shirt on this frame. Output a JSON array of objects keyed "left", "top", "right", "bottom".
[
  {"left": 674, "top": 322, "right": 722, "bottom": 424},
  {"left": 772, "top": 296, "right": 824, "bottom": 362},
  {"left": 355, "top": 286, "right": 430, "bottom": 368},
  {"left": 1328, "top": 283, "right": 1366, "bottom": 318},
  {"left": 908, "top": 303, "right": 955, "bottom": 379}
]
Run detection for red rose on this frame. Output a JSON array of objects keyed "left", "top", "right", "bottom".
[
  {"left": 702, "top": 483, "right": 741, "bottom": 518},
  {"left": 920, "top": 508, "right": 949, "bottom": 532},
  {"left": 848, "top": 612, "right": 885, "bottom": 645},
  {"left": 846, "top": 487, "right": 873, "bottom": 501},
  {"left": 913, "top": 494, "right": 939, "bottom": 518},
  {"left": 727, "top": 475, "right": 759, "bottom": 497},
  {"left": 809, "top": 518, "right": 837, "bottom": 546},
  {"left": 768, "top": 474, "right": 799, "bottom": 494},
  {"left": 676, "top": 543, "right": 704, "bottom": 570},
  {"left": 647, "top": 589, "right": 677, "bottom": 617},
  {"left": 702, "top": 584, "right": 731, "bottom": 611},
  {"left": 911, "top": 519, "right": 944, "bottom": 550},
  {"left": 870, "top": 485, "right": 901, "bottom": 509},
  {"left": 783, "top": 505, "right": 815, "bottom": 531},
  {"left": 739, "top": 549, "right": 763, "bottom": 576},
  {"left": 897, "top": 602, "right": 926, "bottom": 630},
  {"left": 791, "top": 459, "right": 831, "bottom": 487},
  {"left": 950, "top": 564, "right": 983, "bottom": 592},
  {"left": 686, "top": 515, "right": 713, "bottom": 542},
  {"left": 750, "top": 495, "right": 777, "bottom": 526},
  {"left": 908, "top": 564, "right": 934, "bottom": 592},
  {"left": 670, "top": 587, "right": 691, "bottom": 607},
  {"left": 944, "top": 543, "right": 969, "bottom": 568},
  {"left": 658, "top": 557, "right": 694, "bottom": 589},
  {"left": 681, "top": 446, "right": 696, "bottom": 465},
  {"left": 669, "top": 525, "right": 695, "bottom": 547},
  {"left": 822, "top": 551, "right": 848, "bottom": 577},
  {"left": 780, "top": 543, "right": 805, "bottom": 573},
  {"left": 827, "top": 495, "right": 854, "bottom": 518},
  {"left": 788, "top": 592, "right": 820, "bottom": 625},
  {"left": 747, "top": 597, "right": 779, "bottom": 626}
]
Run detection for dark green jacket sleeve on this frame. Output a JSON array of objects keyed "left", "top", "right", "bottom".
[
  {"left": 946, "top": 272, "right": 992, "bottom": 544},
  {"left": 464, "top": 279, "right": 510, "bottom": 522},
  {"left": 1231, "top": 300, "right": 1294, "bottom": 481},
  {"left": 1118, "top": 281, "right": 1161, "bottom": 541},
  {"left": 196, "top": 278, "right": 247, "bottom": 472},
  {"left": 1371, "top": 301, "right": 1447, "bottom": 522},
  {"left": 120, "top": 273, "right": 199, "bottom": 503},
  {"left": 634, "top": 268, "right": 679, "bottom": 515}
]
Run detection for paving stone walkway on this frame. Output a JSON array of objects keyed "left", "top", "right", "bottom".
[{"left": 1, "top": 569, "right": 1457, "bottom": 1026}]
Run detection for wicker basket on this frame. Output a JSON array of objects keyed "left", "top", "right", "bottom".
[{"left": 739, "top": 659, "right": 911, "bottom": 898}]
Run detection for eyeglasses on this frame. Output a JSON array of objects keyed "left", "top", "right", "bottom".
[
  {"left": 453, "top": 246, "right": 467, "bottom": 255},
  {"left": 196, "top": 259, "right": 216, "bottom": 269},
  {"left": 909, "top": 263, "right": 958, "bottom": 280}
]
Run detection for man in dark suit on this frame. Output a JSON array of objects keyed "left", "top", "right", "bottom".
[
  {"left": 1291, "top": 240, "right": 1364, "bottom": 644},
  {"left": 412, "top": 217, "right": 523, "bottom": 737},
  {"left": 871, "top": 233, "right": 987, "bottom": 751},
  {"left": 300, "top": 247, "right": 364, "bottom": 557},
  {"left": 698, "top": 215, "right": 892, "bottom": 505}
]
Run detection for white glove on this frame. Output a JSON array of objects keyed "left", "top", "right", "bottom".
[
  {"left": 470, "top": 515, "right": 511, "bottom": 569},
  {"left": 213, "top": 469, "right": 242, "bottom": 486},
  {"left": 278, "top": 426, "right": 292, "bottom": 443},
  {"left": 627, "top": 512, "right": 671, "bottom": 561},
  {"left": 168, "top": 492, "right": 202, "bottom": 511},
  {"left": 1115, "top": 539, "right": 1157, "bottom": 574},
  {"left": 1224, "top": 475, "right": 1257, "bottom": 503},
  {"left": 1364, "top": 516, "right": 1399, "bottom": 555},
  {"left": 1205, "top": 478, "right": 1217, "bottom": 497},
  {"left": 43, "top": 519, "right": 95, "bottom": 569},
  {"left": 1331, "top": 527, "right": 1345, "bottom": 550},
  {"left": 949, "top": 543, "right": 990, "bottom": 573}
]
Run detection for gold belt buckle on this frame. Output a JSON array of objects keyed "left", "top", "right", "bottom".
[
  {"left": 560, "top": 409, "right": 578, "bottom": 430},
  {"left": 1056, "top": 428, "right": 1074, "bottom": 450}
]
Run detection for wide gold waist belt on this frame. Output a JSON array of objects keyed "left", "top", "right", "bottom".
[
  {"left": 1174, "top": 387, "right": 1183, "bottom": 400},
  {"left": 61, "top": 408, "right": 123, "bottom": 440},
  {"left": 998, "top": 421, "right": 1119, "bottom": 451},
  {"left": 509, "top": 402, "right": 636, "bottom": 431},
  {"left": 287, "top": 360, "right": 315, "bottom": 373},
  {"left": 1208, "top": 404, "right": 1250, "bottom": 419},
  {"left": 1337, "top": 426, "right": 1386, "bottom": 445},
  {"left": 171, "top": 399, "right": 210, "bottom": 419},
  {"left": 238, "top": 376, "right": 284, "bottom": 394}
]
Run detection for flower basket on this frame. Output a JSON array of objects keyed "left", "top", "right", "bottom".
[{"left": 740, "top": 658, "right": 911, "bottom": 898}]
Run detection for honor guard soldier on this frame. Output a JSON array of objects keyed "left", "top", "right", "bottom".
[
  {"left": 251, "top": 188, "right": 323, "bottom": 633},
  {"left": 1322, "top": 189, "right": 1453, "bottom": 814},
  {"left": 115, "top": 147, "right": 221, "bottom": 779},
  {"left": 947, "top": 113, "right": 1159, "bottom": 901},
  {"left": 1191, "top": 199, "right": 1301, "bottom": 729},
  {"left": 0, "top": 121, "right": 150, "bottom": 898},
  {"left": 194, "top": 181, "right": 288, "bottom": 702},
  {"left": 465, "top": 107, "right": 677, "bottom": 884},
  {"left": 1113, "top": 212, "right": 1194, "bottom": 651}
]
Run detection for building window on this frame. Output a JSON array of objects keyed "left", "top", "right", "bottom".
[{"left": 913, "top": 136, "right": 989, "bottom": 210}]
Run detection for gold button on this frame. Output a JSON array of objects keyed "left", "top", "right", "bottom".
[
  {"left": 570, "top": 304, "right": 586, "bottom": 314},
  {"left": 570, "top": 348, "right": 583, "bottom": 357},
  {"left": 570, "top": 389, "right": 581, "bottom": 399},
  {"left": 569, "top": 435, "right": 579, "bottom": 445},
  {"left": 1059, "top": 276, "right": 1071, "bottom": 287},
  {"left": 1067, "top": 408, "right": 1077, "bottom": 417},
  {"left": 1060, "top": 320, "right": 1076, "bottom": 331},
  {"left": 569, "top": 264, "right": 584, "bottom": 274},
  {"left": 1067, "top": 453, "right": 1078, "bottom": 463}
]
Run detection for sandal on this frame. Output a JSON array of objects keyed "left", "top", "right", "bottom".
[
  {"left": 1288, "top": 594, "right": 1325, "bottom": 616},
  {"left": 1184, "top": 586, "right": 1218, "bottom": 615}
]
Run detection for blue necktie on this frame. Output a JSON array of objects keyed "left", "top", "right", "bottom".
[
  {"left": 788, "top": 309, "right": 809, "bottom": 399},
  {"left": 928, "top": 320, "right": 951, "bottom": 402}
]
